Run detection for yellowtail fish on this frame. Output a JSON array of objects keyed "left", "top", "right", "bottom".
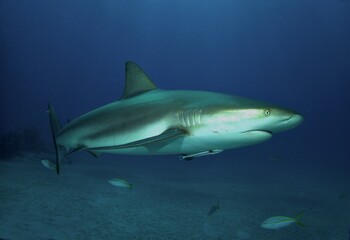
[
  {"left": 108, "top": 178, "right": 133, "bottom": 190},
  {"left": 261, "top": 211, "right": 305, "bottom": 230}
]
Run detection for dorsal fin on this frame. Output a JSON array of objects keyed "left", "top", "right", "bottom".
[{"left": 121, "top": 61, "right": 157, "bottom": 99}]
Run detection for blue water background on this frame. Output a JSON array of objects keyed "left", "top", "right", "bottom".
[{"left": 1, "top": 1, "right": 349, "bottom": 178}]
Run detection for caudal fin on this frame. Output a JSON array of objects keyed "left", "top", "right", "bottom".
[
  {"left": 47, "top": 103, "right": 63, "bottom": 174},
  {"left": 294, "top": 211, "right": 306, "bottom": 228}
]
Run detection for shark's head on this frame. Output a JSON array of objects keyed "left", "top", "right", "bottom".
[{"left": 198, "top": 100, "right": 303, "bottom": 149}]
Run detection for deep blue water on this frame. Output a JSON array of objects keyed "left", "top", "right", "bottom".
[{"left": 0, "top": 0, "right": 349, "bottom": 239}]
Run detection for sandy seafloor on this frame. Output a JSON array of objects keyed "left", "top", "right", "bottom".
[{"left": 0, "top": 152, "right": 349, "bottom": 240}]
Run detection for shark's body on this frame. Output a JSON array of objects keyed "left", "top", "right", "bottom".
[{"left": 48, "top": 61, "right": 303, "bottom": 173}]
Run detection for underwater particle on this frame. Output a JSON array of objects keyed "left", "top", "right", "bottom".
[
  {"left": 206, "top": 202, "right": 220, "bottom": 217},
  {"left": 108, "top": 178, "right": 133, "bottom": 190},
  {"left": 261, "top": 211, "right": 305, "bottom": 230},
  {"left": 267, "top": 155, "right": 282, "bottom": 161},
  {"left": 338, "top": 193, "right": 347, "bottom": 200}
]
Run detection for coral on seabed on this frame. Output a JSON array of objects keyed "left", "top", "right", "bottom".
[
  {"left": 0, "top": 126, "right": 47, "bottom": 160},
  {"left": 0, "top": 131, "right": 21, "bottom": 159}
]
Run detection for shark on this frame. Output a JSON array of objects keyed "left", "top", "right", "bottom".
[{"left": 47, "top": 61, "right": 303, "bottom": 174}]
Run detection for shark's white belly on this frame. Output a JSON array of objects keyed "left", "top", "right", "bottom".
[{"left": 95, "top": 129, "right": 272, "bottom": 155}]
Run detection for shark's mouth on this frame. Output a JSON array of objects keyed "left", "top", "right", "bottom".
[
  {"left": 242, "top": 129, "right": 272, "bottom": 138},
  {"left": 239, "top": 130, "right": 273, "bottom": 144},
  {"left": 242, "top": 130, "right": 273, "bottom": 136}
]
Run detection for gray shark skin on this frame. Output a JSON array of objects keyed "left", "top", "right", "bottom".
[{"left": 48, "top": 61, "right": 303, "bottom": 174}]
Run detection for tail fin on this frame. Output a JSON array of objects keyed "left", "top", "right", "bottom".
[
  {"left": 47, "top": 103, "right": 63, "bottom": 174},
  {"left": 294, "top": 211, "right": 306, "bottom": 228}
]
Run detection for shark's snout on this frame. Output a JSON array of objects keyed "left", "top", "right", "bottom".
[
  {"left": 272, "top": 112, "right": 303, "bottom": 133},
  {"left": 252, "top": 108, "right": 303, "bottom": 135},
  {"left": 285, "top": 113, "right": 303, "bottom": 127}
]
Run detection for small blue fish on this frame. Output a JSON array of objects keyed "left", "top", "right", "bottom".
[{"left": 339, "top": 193, "right": 347, "bottom": 200}]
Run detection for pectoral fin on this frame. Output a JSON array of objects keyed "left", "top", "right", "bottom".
[
  {"left": 85, "top": 128, "right": 187, "bottom": 152},
  {"left": 66, "top": 144, "right": 87, "bottom": 156},
  {"left": 87, "top": 150, "right": 102, "bottom": 158}
]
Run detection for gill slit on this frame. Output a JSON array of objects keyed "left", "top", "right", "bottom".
[{"left": 177, "top": 109, "right": 204, "bottom": 128}]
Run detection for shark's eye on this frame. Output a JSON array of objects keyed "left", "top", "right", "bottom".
[{"left": 264, "top": 109, "right": 271, "bottom": 116}]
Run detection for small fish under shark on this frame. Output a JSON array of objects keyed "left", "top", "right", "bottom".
[
  {"left": 44, "top": 61, "right": 303, "bottom": 174},
  {"left": 108, "top": 178, "right": 133, "bottom": 190}
]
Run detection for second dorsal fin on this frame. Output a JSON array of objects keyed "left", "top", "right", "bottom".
[{"left": 121, "top": 61, "right": 157, "bottom": 99}]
